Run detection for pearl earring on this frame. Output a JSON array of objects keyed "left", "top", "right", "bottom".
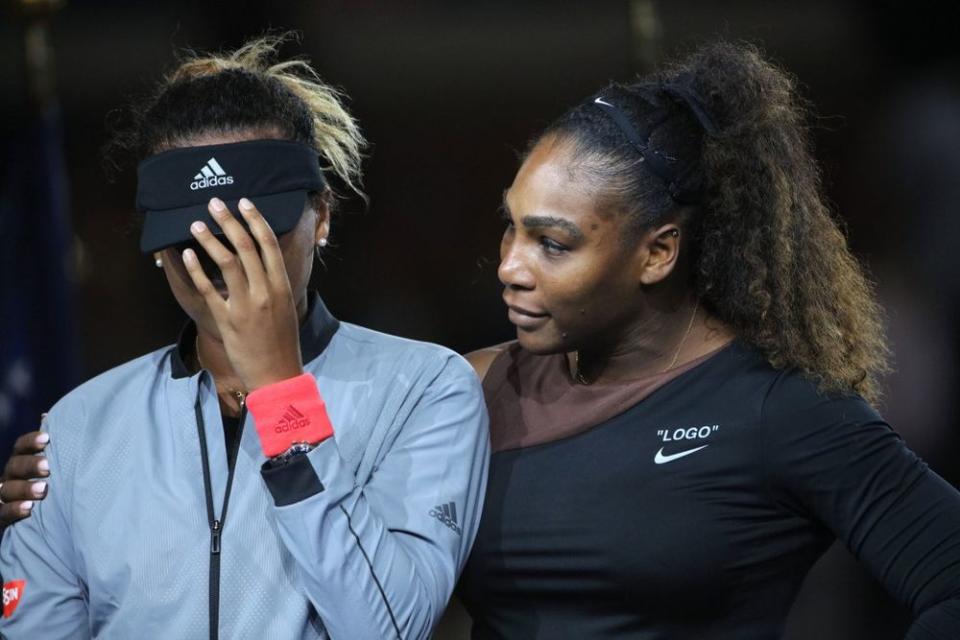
[
  {"left": 318, "top": 238, "right": 328, "bottom": 247},
  {"left": 155, "top": 258, "right": 163, "bottom": 268}
]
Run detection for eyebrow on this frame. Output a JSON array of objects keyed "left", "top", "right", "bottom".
[
  {"left": 501, "top": 193, "right": 585, "bottom": 240},
  {"left": 522, "top": 215, "right": 585, "bottom": 240}
]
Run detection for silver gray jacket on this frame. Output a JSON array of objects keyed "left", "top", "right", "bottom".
[{"left": 0, "top": 295, "right": 490, "bottom": 639}]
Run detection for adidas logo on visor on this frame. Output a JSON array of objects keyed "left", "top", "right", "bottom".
[{"left": 190, "top": 158, "right": 235, "bottom": 191}]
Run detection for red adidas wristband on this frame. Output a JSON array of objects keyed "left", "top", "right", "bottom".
[{"left": 246, "top": 373, "right": 334, "bottom": 458}]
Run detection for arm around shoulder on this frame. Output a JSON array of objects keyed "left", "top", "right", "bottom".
[{"left": 0, "top": 411, "right": 88, "bottom": 639}]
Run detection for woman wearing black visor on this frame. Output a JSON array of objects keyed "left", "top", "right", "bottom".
[{"left": 0, "top": 36, "right": 489, "bottom": 640}]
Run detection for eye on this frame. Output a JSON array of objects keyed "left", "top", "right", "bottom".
[{"left": 539, "top": 236, "right": 569, "bottom": 256}]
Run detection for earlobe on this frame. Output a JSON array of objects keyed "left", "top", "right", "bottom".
[
  {"left": 315, "top": 216, "right": 330, "bottom": 247},
  {"left": 312, "top": 194, "right": 331, "bottom": 246}
]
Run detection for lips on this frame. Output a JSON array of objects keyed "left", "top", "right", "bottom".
[{"left": 505, "top": 302, "right": 550, "bottom": 331}]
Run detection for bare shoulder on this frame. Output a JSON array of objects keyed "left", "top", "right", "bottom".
[{"left": 464, "top": 341, "right": 514, "bottom": 381}]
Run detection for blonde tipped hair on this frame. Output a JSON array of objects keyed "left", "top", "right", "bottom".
[{"left": 153, "top": 33, "right": 366, "bottom": 199}]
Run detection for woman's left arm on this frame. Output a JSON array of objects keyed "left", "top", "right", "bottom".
[{"left": 763, "top": 394, "right": 960, "bottom": 639}]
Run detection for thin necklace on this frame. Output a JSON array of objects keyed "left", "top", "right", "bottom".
[
  {"left": 195, "top": 335, "right": 248, "bottom": 409},
  {"left": 665, "top": 298, "right": 699, "bottom": 370},
  {"left": 573, "top": 298, "right": 700, "bottom": 385},
  {"left": 573, "top": 351, "right": 589, "bottom": 385}
]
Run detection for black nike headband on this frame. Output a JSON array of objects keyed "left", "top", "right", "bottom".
[
  {"left": 591, "top": 79, "right": 718, "bottom": 205},
  {"left": 135, "top": 139, "right": 327, "bottom": 253}
]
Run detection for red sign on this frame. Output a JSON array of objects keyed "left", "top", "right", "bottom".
[{"left": 3, "top": 580, "right": 25, "bottom": 618}]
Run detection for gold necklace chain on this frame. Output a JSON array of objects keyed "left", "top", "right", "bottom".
[
  {"left": 666, "top": 298, "right": 699, "bottom": 371},
  {"left": 195, "top": 335, "right": 248, "bottom": 408},
  {"left": 573, "top": 351, "right": 589, "bottom": 385},
  {"left": 573, "top": 299, "right": 700, "bottom": 385}
]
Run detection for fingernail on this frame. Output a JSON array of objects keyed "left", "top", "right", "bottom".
[
  {"left": 191, "top": 221, "right": 206, "bottom": 234},
  {"left": 209, "top": 197, "right": 226, "bottom": 212},
  {"left": 238, "top": 197, "right": 253, "bottom": 210},
  {"left": 22, "top": 501, "right": 34, "bottom": 511},
  {"left": 37, "top": 459, "right": 50, "bottom": 473},
  {"left": 182, "top": 248, "right": 196, "bottom": 263},
  {"left": 31, "top": 482, "right": 47, "bottom": 498},
  {"left": 36, "top": 433, "right": 50, "bottom": 445}
]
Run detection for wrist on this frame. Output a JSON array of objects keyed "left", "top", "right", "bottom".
[
  {"left": 246, "top": 373, "right": 334, "bottom": 458},
  {"left": 246, "top": 365, "right": 305, "bottom": 393}
]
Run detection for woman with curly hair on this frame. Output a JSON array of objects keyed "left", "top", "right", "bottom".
[
  {"left": 0, "top": 37, "right": 489, "bottom": 639},
  {"left": 456, "top": 42, "right": 960, "bottom": 638}
]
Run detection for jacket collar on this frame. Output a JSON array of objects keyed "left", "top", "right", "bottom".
[{"left": 169, "top": 291, "right": 340, "bottom": 379}]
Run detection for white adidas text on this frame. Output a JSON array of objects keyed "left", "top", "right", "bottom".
[
  {"left": 191, "top": 176, "right": 234, "bottom": 190},
  {"left": 190, "top": 157, "right": 234, "bottom": 191}
]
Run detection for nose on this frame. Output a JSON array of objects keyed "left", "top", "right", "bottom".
[{"left": 498, "top": 231, "right": 535, "bottom": 290}]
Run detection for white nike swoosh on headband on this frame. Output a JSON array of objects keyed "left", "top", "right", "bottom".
[
  {"left": 594, "top": 97, "right": 614, "bottom": 107},
  {"left": 654, "top": 445, "right": 709, "bottom": 465}
]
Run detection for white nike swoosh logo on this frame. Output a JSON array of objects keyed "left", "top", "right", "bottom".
[{"left": 654, "top": 445, "right": 709, "bottom": 465}]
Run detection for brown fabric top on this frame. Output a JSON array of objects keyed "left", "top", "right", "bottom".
[{"left": 482, "top": 341, "right": 731, "bottom": 453}]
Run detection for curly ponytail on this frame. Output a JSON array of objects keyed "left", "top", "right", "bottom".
[
  {"left": 685, "top": 42, "right": 888, "bottom": 403},
  {"left": 539, "top": 41, "right": 889, "bottom": 403}
]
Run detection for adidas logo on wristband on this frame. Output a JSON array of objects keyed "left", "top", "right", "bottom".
[
  {"left": 274, "top": 405, "right": 311, "bottom": 433},
  {"left": 247, "top": 374, "right": 334, "bottom": 457}
]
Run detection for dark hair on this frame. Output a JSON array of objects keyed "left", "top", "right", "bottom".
[
  {"left": 106, "top": 35, "right": 366, "bottom": 200},
  {"left": 537, "top": 41, "right": 889, "bottom": 403}
]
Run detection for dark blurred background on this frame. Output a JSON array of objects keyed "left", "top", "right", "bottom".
[{"left": 1, "top": 1, "right": 958, "bottom": 638}]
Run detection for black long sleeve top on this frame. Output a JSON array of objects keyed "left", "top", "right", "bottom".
[{"left": 459, "top": 340, "right": 960, "bottom": 639}]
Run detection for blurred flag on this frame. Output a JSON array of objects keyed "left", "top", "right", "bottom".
[{"left": 0, "top": 104, "right": 80, "bottom": 461}]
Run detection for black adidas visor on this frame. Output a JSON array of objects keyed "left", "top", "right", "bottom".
[{"left": 135, "top": 139, "right": 326, "bottom": 253}]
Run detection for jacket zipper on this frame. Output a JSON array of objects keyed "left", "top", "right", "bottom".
[{"left": 194, "top": 392, "right": 246, "bottom": 640}]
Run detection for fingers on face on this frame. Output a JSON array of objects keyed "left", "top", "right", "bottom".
[
  {"left": 236, "top": 197, "right": 285, "bottom": 284},
  {"left": 189, "top": 209, "right": 246, "bottom": 293},
  {"left": 182, "top": 243, "right": 226, "bottom": 309},
  {"left": 208, "top": 197, "right": 271, "bottom": 292},
  {"left": 183, "top": 197, "right": 289, "bottom": 302}
]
